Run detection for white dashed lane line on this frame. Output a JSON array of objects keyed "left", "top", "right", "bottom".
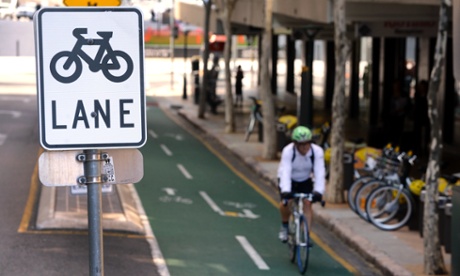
[
  {"left": 160, "top": 144, "right": 173, "bottom": 156},
  {"left": 235, "top": 235, "right": 270, "bottom": 270},
  {"left": 148, "top": 129, "right": 158, "bottom": 139},
  {"left": 177, "top": 164, "right": 193, "bottom": 179}
]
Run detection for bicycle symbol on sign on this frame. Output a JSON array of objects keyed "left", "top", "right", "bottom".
[{"left": 50, "top": 28, "right": 134, "bottom": 84}]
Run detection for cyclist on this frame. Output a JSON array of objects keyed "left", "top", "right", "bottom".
[{"left": 277, "top": 126, "right": 326, "bottom": 243}]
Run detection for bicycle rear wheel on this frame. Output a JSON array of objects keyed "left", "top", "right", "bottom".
[
  {"left": 354, "top": 179, "right": 386, "bottom": 220},
  {"left": 347, "top": 176, "right": 374, "bottom": 212},
  {"left": 365, "top": 185, "right": 414, "bottom": 231},
  {"left": 296, "top": 215, "right": 310, "bottom": 274},
  {"left": 287, "top": 214, "right": 296, "bottom": 263}
]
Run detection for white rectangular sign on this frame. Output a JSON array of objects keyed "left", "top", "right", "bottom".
[
  {"left": 34, "top": 7, "right": 146, "bottom": 150},
  {"left": 355, "top": 21, "right": 438, "bottom": 38},
  {"left": 38, "top": 149, "right": 144, "bottom": 186}
]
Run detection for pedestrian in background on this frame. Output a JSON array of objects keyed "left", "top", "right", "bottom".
[
  {"left": 235, "top": 65, "right": 244, "bottom": 107},
  {"left": 388, "top": 80, "right": 410, "bottom": 147},
  {"left": 413, "top": 80, "right": 430, "bottom": 156}
]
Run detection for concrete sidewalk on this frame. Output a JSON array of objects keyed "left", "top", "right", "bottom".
[{"left": 151, "top": 89, "right": 452, "bottom": 276}]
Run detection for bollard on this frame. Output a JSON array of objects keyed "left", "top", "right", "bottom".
[
  {"left": 451, "top": 186, "right": 460, "bottom": 275},
  {"left": 444, "top": 203, "right": 452, "bottom": 253},
  {"left": 343, "top": 153, "right": 354, "bottom": 190}
]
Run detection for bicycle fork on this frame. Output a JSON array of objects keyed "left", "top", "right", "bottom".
[
  {"left": 292, "top": 210, "right": 306, "bottom": 247},
  {"left": 385, "top": 184, "right": 404, "bottom": 213}
]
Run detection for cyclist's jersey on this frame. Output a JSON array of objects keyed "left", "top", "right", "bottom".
[{"left": 277, "top": 142, "right": 326, "bottom": 195}]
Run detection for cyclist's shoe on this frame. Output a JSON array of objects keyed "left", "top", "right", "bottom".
[{"left": 278, "top": 227, "right": 288, "bottom": 243}]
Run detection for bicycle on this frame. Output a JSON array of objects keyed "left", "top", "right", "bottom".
[
  {"left": 355, "top": 152, "right": 417, "bottom": 223},
  {"left": 50, "top": 28, "right": 134, "bottom": 84},
  {"left": 347, "top": 145, "right": 396, "bottom": 213},
  {"left": 287, "top": 193, "right": 325, "bottom": 275},
  {"left": 244, "top": 96, "right": 297, "bottom": 142},
  {"left": 365, "top": 180, "right": 415, "bottom": 231},
  {"left": 352, "top": 149, "right": 410, "bottom": 220},
  {"left": 312, "top": 121, "right": 331, "bottom": 149},
  {"left": 244, "top": 96, "right": 263, "bottom": 141}
]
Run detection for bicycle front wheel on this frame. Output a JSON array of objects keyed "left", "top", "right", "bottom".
[
  {"left": 347, "top": 176, "right": 374, "bottom": 212},
  {"left": 287, "top": 214, "right": 296, "bottom": 263},
  {"left": 365, "top": 185, "right": 414, "bottom": 231},
  {"left": 354, "top": 179, "right": 386, "bottom": 221},
  {"left": 296, "top": 215, "right": 310, "bottom": 275}
]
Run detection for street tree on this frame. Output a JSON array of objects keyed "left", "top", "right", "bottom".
[
  {"left": 214, "top": 0, "right": 239, "bottom": 133},
  {"left": 423, "top": 0, "right": 450, "bottom": 274},
  {"left": 327, "top": 0, "right": 348, "bottom": 203},
  {"left": 198, "top": 0, "right": 212, "bottom": 119},
  {"left": 260, "top": 0, "right": 277, "bottom": 159}
]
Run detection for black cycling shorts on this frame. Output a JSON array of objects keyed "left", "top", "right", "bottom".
[{"left": 278, "top": 178, "right": 313, "bottom": 200}]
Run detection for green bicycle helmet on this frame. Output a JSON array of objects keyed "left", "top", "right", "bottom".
[{"left": 291, "top": 126, "right": 312, "bottom": 143}]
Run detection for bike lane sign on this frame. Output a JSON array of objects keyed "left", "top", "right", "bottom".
[{"left": 34, "top": 7, "right": 146, "bottom": 150}]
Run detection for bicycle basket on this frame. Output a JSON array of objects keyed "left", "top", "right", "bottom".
[
  {"left": 354, "top": 147, "right": 382, "bottom": 169},
  {"left": 375, "top": 156, "right": 401, "bottom": 176}
]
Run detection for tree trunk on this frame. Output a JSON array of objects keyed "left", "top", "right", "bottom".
[
  {"left": 260, "top": 0, "right": 277, "bottom": 160},
  {"left": 216, "top": 0, "right": 237, "bottom": 133},
  {"left": 198, "top": 0, "right": 212, "bottom": 119},
  {"left": 423, "top": 0, "right": 449, "bottom": 274},
  {"left": 327, "top": 0, "right": 347, "bottom": 203}
]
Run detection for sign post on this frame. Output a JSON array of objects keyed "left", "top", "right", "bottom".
[
  {"left": 34, "top": 7, "right": 145, "bottom": 276},
  {"left": 83, "top": 149, "right": 104, "bottom": 275}
]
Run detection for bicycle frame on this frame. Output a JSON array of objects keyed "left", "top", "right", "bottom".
[
  {"left": 291, "top": 194, "right": 309, "bottom": 246},
  {"left": 288, "top": 193, "right": 318, "bottom": 274}
]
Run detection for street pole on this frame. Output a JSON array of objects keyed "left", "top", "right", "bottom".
[
  {"left": 183, "top": 30, "right": 189, "bottom": 99},
  {"left": 170, "top": 0, "right": 175, "bottom": 91},
  {"left": 78, "top": 150, "right": 107, "bottom": 276},
  {"left": 298, "top": 28, "right": 320, "bottom": 128}
]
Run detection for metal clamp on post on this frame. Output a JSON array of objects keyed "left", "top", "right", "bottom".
[{"left": 76, "top": 151, "right": 109, "bottom": 185}]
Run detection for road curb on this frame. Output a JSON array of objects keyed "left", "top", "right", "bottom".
[
  {"left": 36, "top": 184, "right": 145, "bottom": 234},
  {"left": 313, "top": 208, "right": 413, "bottom": 276}
]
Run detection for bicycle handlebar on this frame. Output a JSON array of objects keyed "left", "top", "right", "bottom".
[{"left": 291, "top": 193, "right": 326, "bottom": 207}]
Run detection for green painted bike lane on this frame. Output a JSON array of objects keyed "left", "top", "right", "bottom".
[{"left": 135, "top": 105, "right": 353, "bottom": 275}]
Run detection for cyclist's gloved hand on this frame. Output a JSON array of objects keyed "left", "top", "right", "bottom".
[
  {"left": 281, "top": 192, "right": 292, "bottom": 199},
  {"left": 281, "top": 192, "right": 292, "bottom": 206},
  {"left": 312, "top": 192, "right": 323, "bottom": 203}
]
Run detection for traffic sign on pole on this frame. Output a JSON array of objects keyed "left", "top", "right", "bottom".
[
  {"left": 34, "top": 7, "right": 146, "bottom": 150},
  {"left": 64, "top": 0, "right": 121, "bottom": 7}
]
